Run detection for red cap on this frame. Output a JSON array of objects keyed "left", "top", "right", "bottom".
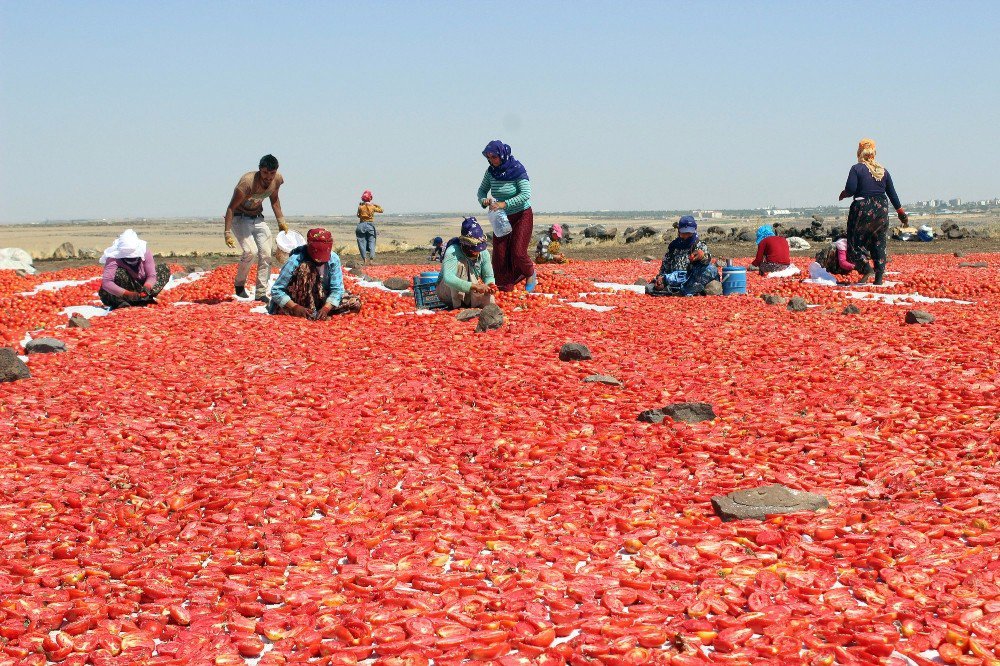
[
  {"left": 306, "top": 228, "right": 333, "bottom": 263},
  {"left": 361, "top": 190, "right": 373, "bottom": 202}
]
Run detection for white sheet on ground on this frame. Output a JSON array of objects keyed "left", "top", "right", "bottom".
[
  {"left": 845, "top": 291, "right": 972, "bottom": 305},
  {"left": 19, "top": 277, "right": 100, "bottom": 296},
  {"left": 160, "top": 271, "right": 205, "bottom": 291},
  {"left": 765, "top": 264, "right": 800, "bottom": 278},
  {"left": 593, "top": 282, "right": 646, "bottom": 294},
  {"left": 566, "top": 302, "right": 616, "bottom": 312},
  {"left": 60, "top": 305, "right": 110, "bottom": 318}
]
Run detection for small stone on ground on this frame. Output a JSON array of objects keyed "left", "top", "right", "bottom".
[
  {"left": 475, "top": 304, "right": 504, "bottom": 332},
  {"left": 68, "top": 315, "right": 91, "bottom": 329},
  {"left": 456, "top": 309, "right": 481, "bottom": 322},
  {"left": 383, "top": 277, "right": 410, "bottom": 291},
  {"left": 583, "top": 374, "right": 622, "bottom": 386},
  {"left": 905, "top": 310, "right": 935, "bottom": 324},
  {"left": 25, "top": 338, "right": 66, "bottom": 354},
  {"left": 559, "top": 343, "right": 592, "bottom": 361},
  {"left": 761, "top": 294, "right": 788, "bottom": 306},
  {"left": 842, "top": 304, "right": 861, "bottom": 315},
  {"left": 0, "top": 348, "right": 31, "bottom": 382},
  {"left": 712, "top": 484, "right": 829, "bottom": 521},
  {"left": 787, "top": 297, "right": 808, "bottom": 312}
]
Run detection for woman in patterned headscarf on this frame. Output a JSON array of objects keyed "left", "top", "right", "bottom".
[
  {"left": 268, "top": 228, "right": 361, "bottom": 319},
  {"left": 437, "top": 217, "right": 497, "bottom": 309},
  {"left": 838, "top": 138, "right": 908, "bottom": 285},
  {"left": 477, "top": 140, "right": 535, "bottom": 292}
]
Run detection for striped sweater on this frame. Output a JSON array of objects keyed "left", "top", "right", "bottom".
[{"left": 477, "top": 170, "right": 532, "bottom": 214}]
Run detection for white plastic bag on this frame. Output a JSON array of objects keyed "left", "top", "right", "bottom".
[
  {"left": 276, "top": 230, "right": 305, "bottom": 253},
  {"left": 274, "top": 230, "right": 305, "bottom": 266},
  {"left": 488, "top": 209, "right": 512, "bottom": 238},
  {"left": 0, "top": 248, "right": 36, "bottom": 273}
]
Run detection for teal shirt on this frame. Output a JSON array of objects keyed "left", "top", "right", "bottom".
[
  {"left": 477, "top": 170, "right": 532, "bottom": 214},
  {"left": 440, "top": 244, "right": 495, "bottom": 293}
]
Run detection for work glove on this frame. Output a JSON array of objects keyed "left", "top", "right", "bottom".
[
  {"left": 277, "top": 218, "right": 289, "bottom": 233},
  {"left": 896, "top": 208, "right": 908, "bottom": 225},
  {"left": 225, "top": 230, "right": 237, "bottom": 248},
  {"left": 285, "top": 303, "right": 312, "bottom": 318}
]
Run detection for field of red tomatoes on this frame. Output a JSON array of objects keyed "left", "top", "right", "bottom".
[{"left": 1, "top": 254, "right": 998, "bottom": 665}]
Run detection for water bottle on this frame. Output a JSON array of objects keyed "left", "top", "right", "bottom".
[{"left": 489, "top": 208, "right": 512, "bottom": 238}]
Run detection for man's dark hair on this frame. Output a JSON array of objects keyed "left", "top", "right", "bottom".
[{"left": 259, "top": 154, "right": 279, "bottom": 170}]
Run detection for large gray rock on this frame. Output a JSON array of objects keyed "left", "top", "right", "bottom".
[
  {"left": 638, "top": 402, "right": 716, "bottom": 424},
  {"left": 737, "top": 229, "right": 755, "bottom": 243},
  {"left": 76, "top": 247, "right": 101, "bottom": 260},
  {"left": 624, "top": 226, "right": 658, "bottom": 244},
  {"left": 706, "top": 226, "right": 726, "bottom": 237},
  {"left": 68, "top": 315, "right": 91, "bottom": 329},
  {"left": 663, "top": 402, "right": 716, "bottom": 423},
  {"left": 583, "top": 225, "right": 618, "bottom": 241},
  {"left": 383, "top": 277, "right": 410, "bottom": 291},
  {"left": 703, "top": 280, "right": 723, "bottom": 296},
  {"left": 946, "top": 227, "right": 967, "bottom": 240},
  {"left": 52, "top": 242, "right": 75, "bottom": 260},
  {"left": 0, "top": 348, "right": 30, "bottom": 382},
  {"left": 712, "top": 484, "right": 829, "bottom": 521},
  {"left": 25, "top": 338, "right": 66, "bottom": 354},
  {"left": 787, "top": 297, "right": 809, "bottom": 312},
  {"left": 905, "top": 310, "right": 935, "bottom": 325},
  {"left": 583, "top": 374, "right": 622, "bottom": 386},
  {"left": 456, "top": 309, "right": 481, "bottom": 322},
  {"left": 761, "top": 294, "right": 788, "bottom": 306},
  {"left": 559, "top": 343, "right": 592, "bottom": 361},
  {"left": 475, "top": 304, "right": 504, "bottom": 332}
]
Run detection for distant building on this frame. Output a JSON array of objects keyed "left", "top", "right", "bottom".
[
  {"left": 693, "top": 210, "right": 723, "bottom": 219},
  {"left": 949, "top": 198, "right": 962, "bottom": 206},
  {"left": 765, "top": 208, "right": 792, "bottom": 216}
]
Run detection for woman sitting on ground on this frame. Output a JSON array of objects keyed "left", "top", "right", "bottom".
[
  {"left": 750, "top": 225, "right": 791, "bottom": 274},
  {"left": 647, "top": 215, "right": 702, "bottom": 295},
  {"left": 436, "top": 217, "right": 497, "bottom": 309},
  {"left": 536, "top": 224, "right": 568, "bottom": 264},
  {"left": 268, "top": 228, "right": 362, "bottom": 319},
  {"left": 98, "top": 229, "right": 171, "bottom": 309}
]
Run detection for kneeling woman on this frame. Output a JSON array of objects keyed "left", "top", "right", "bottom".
[
  {"left": 647, "top": 216, "right": 702, "bottom": 295},
  {"left": 437, "top": 217, "right": 497, "bottom": 309},
  {"left": 536, "top": 224, "right": 568, "bottom": 264},
  {"left": 268, "top": 228, "right": 362, "bottom": 319},
  {"left": 750, "top": 225, "right": 791, "bottom": 274},
  {"left": 98, "top": 229, "right": 171, "bottom": 309}
]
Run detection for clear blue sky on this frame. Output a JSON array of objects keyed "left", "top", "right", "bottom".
[{"left": 1, "top": 1, "right": 997, "bottom": 223}]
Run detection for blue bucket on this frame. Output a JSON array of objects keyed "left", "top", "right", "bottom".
[
  {"left": 721, "top": 266, "right": 747, "bottom": 295},
  {"left": 414, "top": 272, "right": 440, "bottom": 288}
]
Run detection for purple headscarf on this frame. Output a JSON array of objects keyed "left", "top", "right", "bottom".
[
  {"left": 447, "top": 217, "right": 488, "bottom": 253},
  {"left": 483, "top": 140, "right": 529, "bottom": 182}
]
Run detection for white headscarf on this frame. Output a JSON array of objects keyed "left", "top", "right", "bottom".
[
  {"left": 833, "top": 238, "right": 848, "bottom": 252},
  {"left": 100, "top": 229, "right": 147, "bottom": 265}
]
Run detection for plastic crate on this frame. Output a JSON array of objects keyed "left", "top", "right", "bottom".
[{"left": 413, "top": 281, "right": 447, "bottom": 310}]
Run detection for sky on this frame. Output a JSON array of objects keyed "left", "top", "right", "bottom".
[{"left": 1, "top": 1, "right": 998, "bottom": 223}]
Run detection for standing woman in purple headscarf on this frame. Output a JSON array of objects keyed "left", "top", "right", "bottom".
[{"left": 477, "top": 140, "right": 536, "bottom": 292}]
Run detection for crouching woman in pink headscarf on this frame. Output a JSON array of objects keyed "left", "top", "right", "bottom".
[
  {"left": 98, "top": 229, "right": 171, "bottom": 309},
  {"left": 536, "top": 224, "right": 568, "bottom": 264}
]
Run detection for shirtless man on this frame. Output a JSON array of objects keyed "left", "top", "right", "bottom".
[{"left": 224, "top": 154, "right": 289, "bottom": 300}]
